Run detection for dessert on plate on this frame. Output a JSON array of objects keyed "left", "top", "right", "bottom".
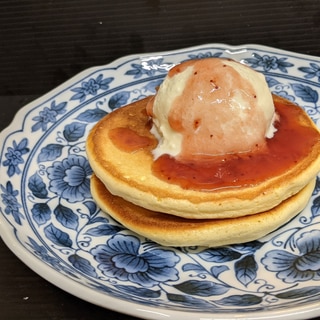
[{"left": 86, "top": 58, "right": 320, "bottom": 247}]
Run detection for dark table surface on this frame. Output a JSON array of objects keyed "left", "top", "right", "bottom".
[{"left": 1, "top": 1, "right": 320, "bottom": 319}]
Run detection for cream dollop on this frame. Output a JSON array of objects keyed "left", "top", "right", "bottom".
[{"left": 147, "top": 58, "right": 277, "bottom": 160}]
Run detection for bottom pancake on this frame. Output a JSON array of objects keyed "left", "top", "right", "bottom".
[{"left": 90, "top": 174, "right": 316, "bottom": 247}]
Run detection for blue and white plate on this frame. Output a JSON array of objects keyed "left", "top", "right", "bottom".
[{"left": 1, "top": 44, "right": 320, "bottom": 320}]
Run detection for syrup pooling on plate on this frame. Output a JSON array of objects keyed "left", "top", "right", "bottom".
[{"left": 110, "top": 98, "right": 320, "bottom": 190}]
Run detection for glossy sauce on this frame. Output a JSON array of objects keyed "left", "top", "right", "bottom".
[
  {"left": 108, "top": 127, "right": 155, "bottom": 152},
  {"left": 154, "top": 101, "right": 318, "bottom": 190},
  {"left": 109, "top": 100, "right": 319, "bottom": 191}
]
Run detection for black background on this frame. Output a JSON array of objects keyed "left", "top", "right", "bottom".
[
  {"left": 1, "top": 1, "right": 320, "bottom": 319},
  {"left": 2, "top": 0, "right": 320, "bottom": 96}
]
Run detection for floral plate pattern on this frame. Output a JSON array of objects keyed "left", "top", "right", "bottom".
[{"left": 1, "top": 44, "right": 320, "bottom": 320}]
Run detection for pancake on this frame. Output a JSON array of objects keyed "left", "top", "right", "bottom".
[
  {"left": 90, "top": 174, "right": 316, "bottom": 247},
  {"left": 86, "top": 94, "right": 320, "bottom": 219}
]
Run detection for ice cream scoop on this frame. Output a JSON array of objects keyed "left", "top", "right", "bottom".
[{"left": 146, "top": 58, "right": 277, "bottom": 160}]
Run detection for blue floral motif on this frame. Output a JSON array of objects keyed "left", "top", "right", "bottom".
[
  {"left": 0, "top": 181, "right": 24, "bottom": 225},
  {"left": 2, "top": 138, "right": 29, "bottom": 177},
  {"left": 68, "top": 254, "right": 97, "bottom": 278},
  {"left": 28, "top": 172, "right": 48, "bottom": 199},
  {"left": 187, "top": 51, "right": 222, "bottom": 60},
  {"left": 70, "top": 74, "right": 114, "bottom": 102},
  {"left": 47, "top": 154, "right": 92, "bottom": 203},
  {"left": 92, "top": 234, "right": 180, "bottom": 287},
  {"left": 272, "top": 90, "right": 296, "bottom": 102},
  {"left": 195, "top": 241, "right": 264, "bottom": 286},
  {"left": 31, "top": 203, "right": 51, "bottom": 225},
  {"left": 86, "top": 220, "right": 123, "bottom": 237},
  {"left": 244, "top": 53, "right": 294, "bottom": 73},
  {"left": 63, "top": 122, "right": 87, "bottom": 142},
  {"left": 313, "top": 176, "right": 320, "bottom": 198},
  {"left": 262, "top": 230, "right": 320, "bottom": 283},
  {"left": 173, "top": 280, "right": 229, "bottom": 297},
  {"left": 27, "top": 237, "right": 60, "bottom": 266},
  {"left": 125, "top": 58, "right": 172, "bottom": 79},
  {"left": 76, "top": 108, "right": 108, "bottom": 123},
  {"left": 142, "top": 79, "right": 163, "bottom": 94},
  {"left": 265, "top": 76, "right": 281, "bottom": 88},
  {"left": 290, "top": 83, "right": 319, "bottom": 104},
  {"left": 298, "top": 63, "right": 320, "bottom": 82},
  {"left": 108, "top": 91, "right": 130, "bottom": 110},
  {"left": 37, "top": 144, "right": 64, "bottom": 163},
  {"left": 28, "top": 237, "right": 81, "bottom": 278},
  {"left": 44, "top": 223, "right": 73, "bottom": 247},
  {"left": 31, "top": 100, "right": 67, "bottom": 132}
]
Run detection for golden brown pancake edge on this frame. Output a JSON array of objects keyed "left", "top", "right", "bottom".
[
  {"left": 90, "top": 174, "right": 316, "bottom": 247},
  {"left": 85, "top": 95, "right": 320, "bottom": 219}
]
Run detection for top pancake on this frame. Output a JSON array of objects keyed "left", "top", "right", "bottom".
[{"left": 86, "top": 95, "right": 320, "bottom": 219}]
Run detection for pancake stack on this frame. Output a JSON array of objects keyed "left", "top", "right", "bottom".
[{"left": 86, "top": 61, "right": 320, "bottom": 247}]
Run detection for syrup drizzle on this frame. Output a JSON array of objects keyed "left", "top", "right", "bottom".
[{"left": 109, "top": 100, "right": 319, "bottom": 191}]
